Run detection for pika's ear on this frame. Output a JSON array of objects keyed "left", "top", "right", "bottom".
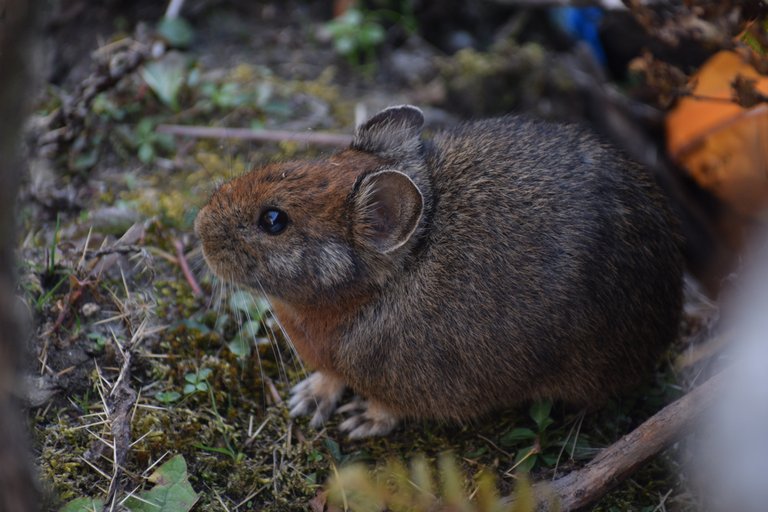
[
  {"left": 352, "top": 105, "right": 424, "bottom": 160},
  {"left": 353, "top": 170, "right": 424, "bottom": 254}
]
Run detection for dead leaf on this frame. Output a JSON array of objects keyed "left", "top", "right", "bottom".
[
  {"left": 666, "top": 50, "right": 768, "bottom": 218},
  {"left": 309, "top": 490, "right": 328, "bottom": 512}
]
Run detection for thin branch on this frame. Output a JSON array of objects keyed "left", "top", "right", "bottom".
[
  {"left": 85, "top": 244, "right": 146, "bottom": 259},
  {"left": 488, "top": 0, "right": 628, "bottom": 8},
  {"left": 156, "top": 124, "right": 353, "bottom": 148},
  {"left": 174, "top": 239, "right": 202, "bottom": 297}
]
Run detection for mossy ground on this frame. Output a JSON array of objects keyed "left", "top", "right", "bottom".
[{"left": 22, "top": 3, "right": 706, "bottom": 510}]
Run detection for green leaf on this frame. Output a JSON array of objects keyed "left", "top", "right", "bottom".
[
  {"left": 73, "top": 147, "right": 99, "bottom": 170},
  {"left": 195, "top": 443, "right": 238, "bottom": 460},
  {"left": 529, "top": 400, "right": 552, "bottom": 430},
  {"left": 136, "top": 117, "right": 154, "bottom": 137},
  {"left": 195, "top": 382, "right": 208, "bottom": 392},
  {"left": 540, "top": 453, "right": 559, "bottom": 466},
  {"left": 213, "top": 312, "right": 230, "bottom": 331},
  {"left": 464, "top": 446, "right": 487, "bottom": 458},
  {"left": 155, "top": 391, "right": 181, "bottom": 403},
  {"left": 125, "top": 454, "right": 198, "bottom": 512},
  {"left": 138, "top": 142, "right": 155, "bottom": 163},
  {"left": 513, "top": 449, "right": 538, "bottom": 473},
  {"left": 60, "top": 497, "right": 105, "bottom": 512},
  {"left": 228, "top": 290, "right": 255, "bottom": 314},
  {"left": 157, "top": 17, "right": 194, "bottom": 48},
  {"left": 342, "top": 8, "right": 363, "bottom": 25},
  {"left": 254, "top": 82, "right": 273, "bottom": 106},
  {"left": 228, "top": 291, "right": 271, "bottom": 318},
  {"left": 324, "top": 438, "right": 342, "bottom": 462},
  {"left": 359, "top": 24, "right": 385, "bottom": 46},
  {"left": 308, "top": 450, "right": 323, "bottom": 463},
  {"left": 183, "top": 383, "right": 196, "bottom": 395},
  {"left": 227, "top": 335, "right": 252, "bottom": 358},
  {"left": 254, "top": 297, "right": 272, "bottom": 316},
  {"left": 141, "top": 61, "right": 185, "bottom": 111},
  {"left": 197, "top": 368, "right": 212, "bottom": 380},
  {"left": 155, "top": 132, "right": 176, "bottom": 152},
  {"left": 334, "top": 35, "right": 356, "bottom": 55},
  {"left": 537, "top": 416, "right": 555, "bottom": 431},
  {"left": 499, "top": 427, "right": 537, "bottom": 447},
  {"left": 239, "top": 320, "right": 261, "bottom": 338}
]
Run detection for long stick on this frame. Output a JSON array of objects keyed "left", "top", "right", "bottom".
[
  {"left": 541, "top": 371, "right": 725, "bottom": 510},
  {"left": 156, "top": 124, "right": 353, "bottom": 147}
]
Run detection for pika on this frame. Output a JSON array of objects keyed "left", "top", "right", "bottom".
[{"left": 195, "top": 105, "right": 683, "bottom": 438}]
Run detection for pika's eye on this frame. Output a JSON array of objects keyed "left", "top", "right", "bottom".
[{"left": 258, "top": 208, "right": 289, "bottom": 235}]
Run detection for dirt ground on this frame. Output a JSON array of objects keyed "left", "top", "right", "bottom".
[{"left": 18, "top": 1, "right": 758, "bottom": 510}]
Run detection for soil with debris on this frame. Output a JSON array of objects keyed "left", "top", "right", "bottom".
[{"left": 19, "top": 1, "right": 750, "bottom": 511}]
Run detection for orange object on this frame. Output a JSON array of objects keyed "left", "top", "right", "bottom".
[{"left": 666, "top": 50, "right": 768, "bottom": 218}]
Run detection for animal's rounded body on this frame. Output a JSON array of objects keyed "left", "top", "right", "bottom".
[{"left": 196, "top": 106, "right": 683, "bottom": 437}]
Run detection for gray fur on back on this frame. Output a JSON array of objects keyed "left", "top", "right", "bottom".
[{"left": 337, "top": 116, "right": 683, "bottom": 421}]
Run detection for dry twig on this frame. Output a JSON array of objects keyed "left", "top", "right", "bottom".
[
  {"left": 156, "top": 124, "right": 353, "bottom": 147},
  {"left": 85, "top": 244, "right": 147, "bottom": 259},
  {"left": 104, "top": 320, "right": 149, "bottom": 508},
  {"left": 174, "top": 239, "right": 202, "bottom": 297}
]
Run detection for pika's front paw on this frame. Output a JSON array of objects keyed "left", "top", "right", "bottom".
[
  {"left": 338, "top": 398, "right": 399, "bottom": 439},
  {"left": 288, "top": 372, "right": 345, "bottom": 428}
]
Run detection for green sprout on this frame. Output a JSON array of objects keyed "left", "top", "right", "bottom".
[{"left": 183, "top": 368, "right": 213, "bottom": 395}]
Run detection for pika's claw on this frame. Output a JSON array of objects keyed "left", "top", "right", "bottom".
[
  {"left": 289, "top": 372, "right": 345, "bottom": 428},
  {"left": 338, "top": 399, "right": 399, "bottom": 439},
  {"left": 335, "top": 396, "right": 367, "bottom": 415}
]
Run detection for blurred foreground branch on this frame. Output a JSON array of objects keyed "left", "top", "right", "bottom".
[
  {"left": 156, "top": 124, "right": 353, "bottom": 147},
  {"left": 0, "top": 0, "right": 41, "bottom": 510}
]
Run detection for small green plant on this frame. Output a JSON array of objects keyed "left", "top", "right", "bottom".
[
  {"left": 128, "top": 454, "right": 199, "bottom": 512},
  {"left": 60, "top": 497, "right": 104, "bottom": 512},
  {"left": 156, "top": 16, "right": 195, "bottom": 49},
  {"left": 92, "top": 92, "right": 129, "bottom": 121},
  {"left": 183, "top": 368, "right": 212, "bottom": 395},
  {"left": 133, "top": 118, "right": 175, "bottom": 163},
  {"left": 141, "top": 59, "right": 186, "bottom": 111},
  {"left": 323, "top": 7, "right": 385, "bottom": 73},
  {"left": 500, "top": 401, "right": 556, "bottom": 472},
  {"left": 194, "top": 441, "right": 245, "bottom": 464},
  {"left": 60, "top": 455, "right": 198, "bottom": 511},
  {"left": 226, "top": 291, "right": 271, "bottom": 359},
  {"left": 35, "top": 274, "right": 69, "bottom": 312},
  {"left": 199, "top": 81, "right": 255, "bottom": 111},
  {"left": 155, "top": 390, "right": 182, "bottom": 404},
  {"left": 86, "top": 332, "right": 107, "bottom": 352}
]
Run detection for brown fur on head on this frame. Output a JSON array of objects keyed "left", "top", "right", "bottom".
[{"left": 194, "top": 106, "right": 429, "bottom": 306}]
